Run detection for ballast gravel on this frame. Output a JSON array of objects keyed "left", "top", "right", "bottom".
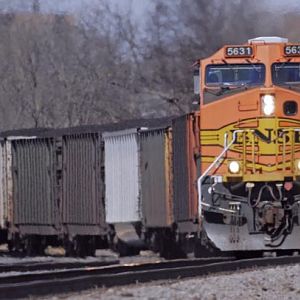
[{"left": 42, "top": 263, "right": 300, "bottom": 300}]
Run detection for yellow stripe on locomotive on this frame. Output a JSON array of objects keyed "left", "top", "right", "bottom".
[{"left": 201, "top": 117, "right": 300, "bottom": 181}]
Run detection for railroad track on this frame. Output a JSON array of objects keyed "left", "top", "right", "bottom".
[
  {"left": 0, "top": 258, "right": 119, "bottom": 273},
  {"left": 1, "top": 255, "right": 300, "bottom": 299}
]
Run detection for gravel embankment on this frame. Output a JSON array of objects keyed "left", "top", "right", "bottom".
[
  {"left": 41, "top": 263, "right": 300, "bottom": 300},
  {"left": 0, "top": 248, "right": 164, "bottom": 267},
  {"left": 0, "top": 249, "right": 118, "bottom": 266}
]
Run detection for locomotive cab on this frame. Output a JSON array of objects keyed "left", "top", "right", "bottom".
[{"left": 196, "top": 37, "right": 300, "bottom": 252}]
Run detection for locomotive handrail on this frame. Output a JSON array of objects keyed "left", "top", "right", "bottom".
[
  {"left": 282, "top": 128, "right": 300, "bottom": 172},
  {"left": 197, "top": 127, "right": 300, "bottom": 220},
  {"left": 197, "top": 130, "right": 244, "bottom": 219}
]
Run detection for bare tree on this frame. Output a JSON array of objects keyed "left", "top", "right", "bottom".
[{"left": 0, "top": 0, "right": 298, "bottom": 130}]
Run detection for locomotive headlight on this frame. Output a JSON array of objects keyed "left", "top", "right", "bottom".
[
  {"left": 296, "top": 159, "right": 300, "bottom": 171},
  {"left": 262, "top": 94, "right": 275, "bottom": 116},
  {"left": 228, "top": 161, "right": 240, "bottom": 174}
]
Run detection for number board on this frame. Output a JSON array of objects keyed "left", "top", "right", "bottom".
[
  {"left": 225, "top": 46, "right": 253, "bottom": 58},
  {"left": 284, "top": 45, "right": 300, "bottom": 56}
]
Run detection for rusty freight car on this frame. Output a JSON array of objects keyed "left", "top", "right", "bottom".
[
  {"left": 58, "top": 128, "right": 107, "bottom": 256},
  {"left": 103, "top": 115, "right": 200, "bottom": 258},
  {"left": 0, "top": 129, "right": 58, "bottom": 255},
  {"left": 0, "top": 127, "right": 108, "bottom": 256}
]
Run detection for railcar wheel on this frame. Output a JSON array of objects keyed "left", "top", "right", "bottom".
[
  {"left": 9, "top": 234, "right": 23, "bottom": 253},
  {"left": 24, "top": 235, "right": 43, "bottom": 256},
  {"left": 115, "top": 238, "right": 140, "bottom": 257},
  {"left": 116, "top": 239, "right": 128, "bottom": 257},
  {"left": 86, "top": 237, "right": 96, "bottom": 257},
  {"left": 7, "top": 240, "right": 13, "bottom": 252},
  {"left": 158, "top": 230, "right": 186, "bottom": 259},
  {"left": 64, "top": 239, "right": 75, "bottom": 257},
  {"left": 147, "top": 232, "right": 160, "bottom": 253},
  {"left": 73, "top": 236, "right": 88, "bottom": 258}
]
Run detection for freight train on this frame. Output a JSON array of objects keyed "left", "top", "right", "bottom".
[{"left": 0, "top": 36, "right": 300, "bottom": 258}]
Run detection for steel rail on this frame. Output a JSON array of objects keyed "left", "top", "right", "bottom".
[
  {"left": 0, "top": 258, "right": 119, "bottom": 273},
  {"left": 0, "top": 255, "right": 300, "bottom": 299},
  {"left": 0, "top": 257, "right": 232, "bottom": 284}
]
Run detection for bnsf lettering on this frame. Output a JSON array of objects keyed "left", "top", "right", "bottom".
[
  {"left": 295, "top": 131, "right": 300, "bottom": 143},
  {"left": 254, "top": 129, "right": 273, "bottom": 144},
  {"left": 230, "top": 129, "right": 300, "bottom": 144}
]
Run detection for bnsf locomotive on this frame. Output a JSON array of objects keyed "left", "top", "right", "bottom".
[{"left": 194, "top": 37, "right": 300, "bottom": 253}]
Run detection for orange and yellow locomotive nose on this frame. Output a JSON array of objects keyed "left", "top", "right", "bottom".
[{"left": 197, "top": 37, "right": 300, "bottom": 182}]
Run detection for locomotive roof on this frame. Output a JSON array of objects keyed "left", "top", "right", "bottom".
[{"left": 248, "top": 36, "right": 288, "bottom": 44}]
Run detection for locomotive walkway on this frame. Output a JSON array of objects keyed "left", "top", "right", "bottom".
[{"left": 1, "top": 256, "right": 300, "bottom": 298}]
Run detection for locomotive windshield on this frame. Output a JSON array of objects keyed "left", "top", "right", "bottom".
[
  {"left": 205, "top": 64, "right": 265, "bottom": 87},
  {"left": 272, "top": 63, "right": 300, "bottom": 85}
]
